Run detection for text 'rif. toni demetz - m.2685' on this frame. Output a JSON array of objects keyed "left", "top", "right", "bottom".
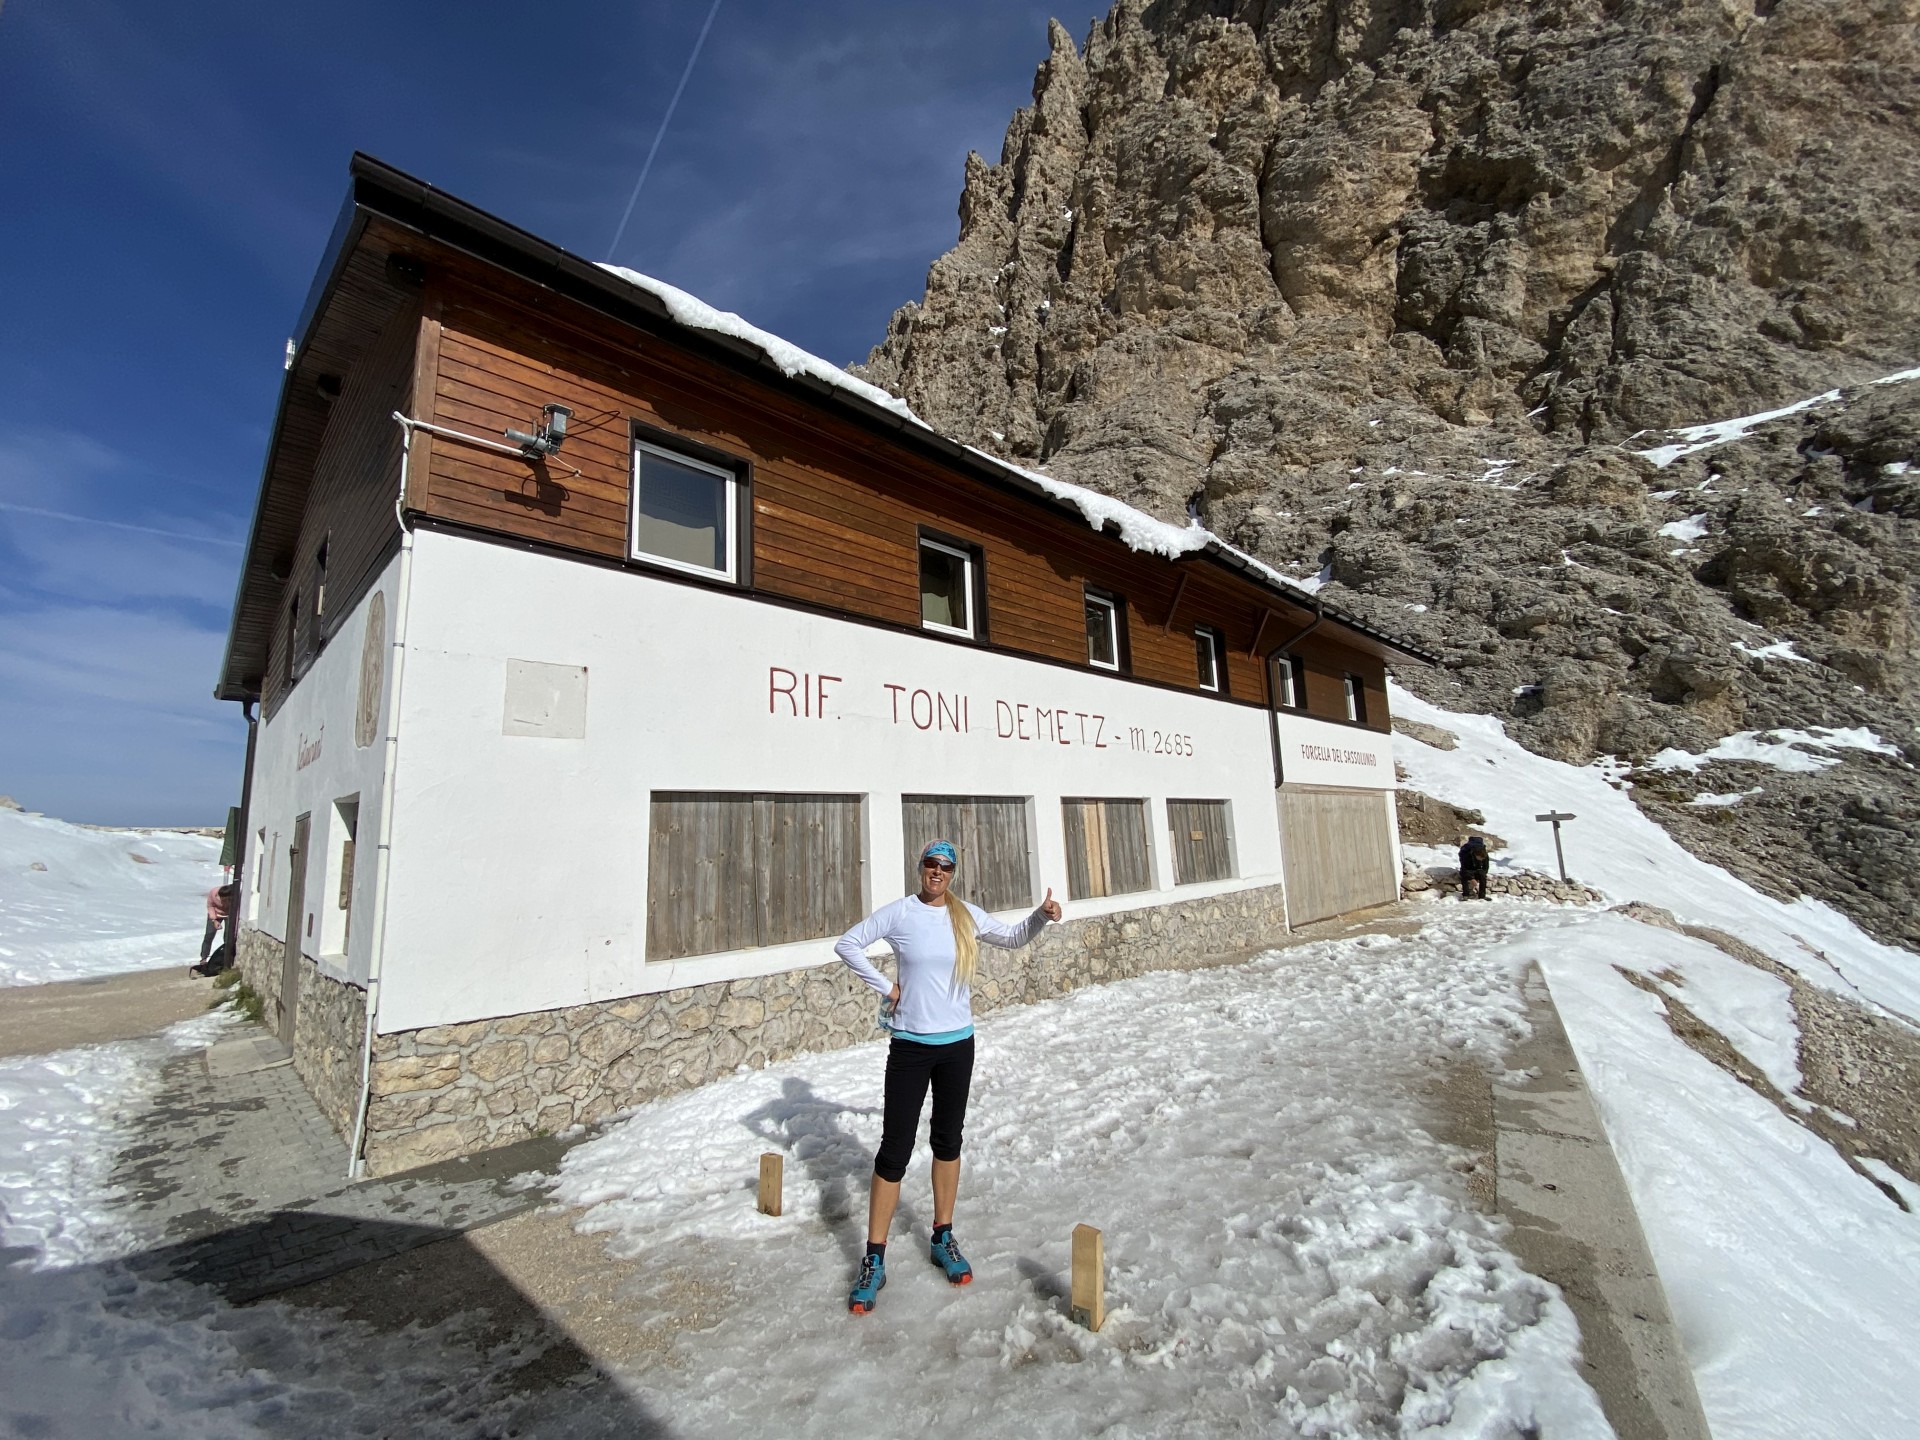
[{"left": 768, "top": 666, "right": 1195, "bottom": 757}]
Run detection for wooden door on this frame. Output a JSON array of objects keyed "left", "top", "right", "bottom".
[
  {"left": 1277, "top": 787, "right": 1397, "bottom": 925},
  {"left": 280, "top": 813, "right": 308, "bottom": 1046}
]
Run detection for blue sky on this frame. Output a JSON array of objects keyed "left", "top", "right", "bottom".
[{"left": 0, "top": 0, "right": 1081, "bottom": 825}]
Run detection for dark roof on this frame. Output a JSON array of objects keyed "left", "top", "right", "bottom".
[{"left": 217, "top": 154, "right": 1438, "bottom": 699}]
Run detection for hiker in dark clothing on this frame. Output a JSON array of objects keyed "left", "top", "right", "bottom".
[{"left": 1458, "top": 836, "right": 1490, "bottom": 901}]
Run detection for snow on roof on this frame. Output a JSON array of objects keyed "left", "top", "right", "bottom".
[
  {"left": 601, "top": 264, "right": 923, "bottom": 426},
  {"left": 594, "top": 262, "right": 1356, "bottom": 620}
]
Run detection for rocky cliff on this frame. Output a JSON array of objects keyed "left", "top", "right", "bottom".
[{"left": 857, "top": 1, "right": 1920, "bottom": 949}]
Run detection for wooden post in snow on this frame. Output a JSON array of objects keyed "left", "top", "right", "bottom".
[
  {"left": 757, "top": 1153, "right": 783, "bottom": 1216},
  {"left": 1535, "top": 811, "right": 1576, "bottom": 883},
  {"left": 1070, "top": 1223, "right": 1105, "bottom": 1331}
]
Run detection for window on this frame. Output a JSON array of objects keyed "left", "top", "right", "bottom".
[
  {"left": 1167, "top": 799, "right": 1234, "bottom": 885},
  {"left": 1274, "top": 652, "right": 1308, "bottom": 711},
  {"left": 1084, "top": 589, "right": 1122, "bottom": 671},
  {"left": 249, "top": 828, "right": 266, "bottom": 922},
  {"left": 1061, "top": 798, "right": 1153, "bottom": 900},
  {"left": 286, "top": 589, "right": 307, "bottom": 686},
  {"left": 646, "top": 792, "right": 862, "bottom": 961},
  {"left": 321, "top": 796, "right": 359, "bottom": 956},
  {"left": 314, "top": 537, "right": 330, "bottom": 619},
  {"left": 919, "top": 536, "right": 977, "bottom": 638},
  {"left": 631, "top": 439, "right": 739, "bottom": 580},
  {"left": 1344, "top": 674, "right": 1368, "bottom": 724},
  {"left": 902, "top": 796, "right": 1033, "bottom": 912},
  {"left": 1194, "top": 626, "right": 1226, "bottom": 692}
]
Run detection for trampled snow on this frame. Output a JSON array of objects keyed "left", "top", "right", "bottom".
[
  {"left": 0, "top": 808, "right": 224, "bottom": 987},
  {"left": 551, "top": 906, "right": 1612, "bottom": 1439}
]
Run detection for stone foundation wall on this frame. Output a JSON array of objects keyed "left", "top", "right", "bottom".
[
  {"left": 360, "top": 882, "right": 1293, "bottom": 1175},
  {"left": 233, "top": 927, "right": 367, "bottom": 1141}
]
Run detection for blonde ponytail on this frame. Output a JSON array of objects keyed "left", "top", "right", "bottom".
[{"left": 943, "top": 890, "right": 978, "bottom": 989}]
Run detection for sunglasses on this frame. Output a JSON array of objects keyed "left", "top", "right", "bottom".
[{"left": 921, "top": 859, "right": 956, "bottom": 873}]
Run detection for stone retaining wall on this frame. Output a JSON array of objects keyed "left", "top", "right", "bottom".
[
  {"left": 359, "top": 881, "right": 1293, "bottom": 1175},
  {"left": 233, "top": 928, "right": 367, "bottom": 1142},
  {"left": 1401, "top": 864, "right": 1606, "bottom": 906}
]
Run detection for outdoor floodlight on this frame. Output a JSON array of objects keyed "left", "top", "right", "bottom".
[{"left": 506, "top": 403, "right": 573, "bottom": 458}]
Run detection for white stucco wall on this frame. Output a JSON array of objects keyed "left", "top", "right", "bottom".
[
  {"left": 243, "top": 553, "right": 400, "bottom": 987},
  {"left": 375, "top": 530, "right": 1353, "bottom": 1033}
]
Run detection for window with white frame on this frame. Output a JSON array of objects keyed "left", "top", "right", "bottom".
[
  {"left": 1274, "top": 652, "right": 1307, "bottom": 710},
  {"left": 1344, "top": 674, "right": 1368, "bottom": 724},
  {"left": 1194, "top": 626, "right": 1224, "bottom": 692},
  {"left": 630, "top": 439, "right": 738, "bottom": 580},
  {"left": 919, "top": 536, "right": 976, "bottom": 637},
  {"left": 1085, "top": 589, "right": 1121, "bottom": 671}
]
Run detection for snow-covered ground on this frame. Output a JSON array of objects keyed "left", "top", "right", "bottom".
[
  {"left": 0, "top": 807, "right": 223, "bottom": 987},
  {"left": 553, "top": 905, "right": 1611, "bottom": 1439},
  {"left": 1391, "top": 684, "right": 1920, "bottom": 1439}
]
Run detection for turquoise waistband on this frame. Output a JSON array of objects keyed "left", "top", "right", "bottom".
[{"left": 890, "top": 1024, "right": 975, "bottom": 1046}]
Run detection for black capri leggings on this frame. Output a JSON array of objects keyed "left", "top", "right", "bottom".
[{"left": 873, "top": 1035, "right": 975, "bottom": 1183}]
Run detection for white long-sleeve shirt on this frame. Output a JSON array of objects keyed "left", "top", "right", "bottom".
[{"left": 834, "top": 896, "right": 1050, "bottom": 1039}]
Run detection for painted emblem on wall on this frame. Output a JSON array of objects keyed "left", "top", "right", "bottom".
[{"left": 355, "top": 591, "right": 386, "bottom": 748}]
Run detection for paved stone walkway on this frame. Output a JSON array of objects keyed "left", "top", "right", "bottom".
[{"left": 115, "top": 1021, "right": 565, "bottom": 1302}]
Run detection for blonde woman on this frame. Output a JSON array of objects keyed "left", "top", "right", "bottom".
[{"left": 834, "top": 840, "right": 1061, "bottom": 1313}]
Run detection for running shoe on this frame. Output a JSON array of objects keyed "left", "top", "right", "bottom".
[
  {"left": 930, "top": 1230, "right": 973, "bottom": 1285},
  {"left": 848, "top": 1253, "right": 886, "bottom": 1313}
]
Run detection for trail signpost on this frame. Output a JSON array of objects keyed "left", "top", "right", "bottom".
[{"left": 1535, "top": 812, "right": 1576, "bottom": 883}]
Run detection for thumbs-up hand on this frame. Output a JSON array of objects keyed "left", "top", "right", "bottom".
[{"left": 1040, "top": 887, "right": 1062, "bottom": 923}]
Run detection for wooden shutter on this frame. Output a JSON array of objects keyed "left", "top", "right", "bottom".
[
  {"left": 1167, "top": 799, "right": 1232, "bottom": 885},
  {"left": 647, "top": 792, "right": 863, "bottom": 961},
  {"left": 1062, "top": 798, "right": 1151, "bottom": 899},
  {"left": 901, "top": 796, "right": 1033, "bottom": 913}
]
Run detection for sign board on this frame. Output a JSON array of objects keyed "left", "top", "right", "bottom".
[{"left": 1273, "top": 712, "right": 1396, "bottom": 790}]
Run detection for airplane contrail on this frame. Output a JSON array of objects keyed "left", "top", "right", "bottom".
[
  {"left": 0, "top": 502, "right": 244, "bottom": 547},
  {"left": 606, "top": 0, "right": 725, "bottom": 263}
]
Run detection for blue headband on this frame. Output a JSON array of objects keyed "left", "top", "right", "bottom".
[{"left": 921, "top": 841, "right": 958, "bottom": 867}]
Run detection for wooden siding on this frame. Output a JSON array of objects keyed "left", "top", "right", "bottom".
[
  {"left": 1166, "top": 799, "right": 1234, "bottom": 886},
  {"left": 900, "top": 796, "right": 1034, "bottom": 913},
  {"left": 646, "top": 792, "right": 863, "bottom": 962},
  {"left": 403, "top": 253, "right": 1393, "bottom": 730},
  {"left": 1277, "top": 788, "right": 1398, "bottom": 926},
  {"left": 262, "top": 298, "right": 417, "bottom": 716},
  {"left": 1061, "top": 799, "right": 1153, "bottom": 900}
]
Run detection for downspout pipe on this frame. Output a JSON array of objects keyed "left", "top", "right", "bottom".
[
  {"left": 1264, "top": 599, "right": 1324, "bottom": 788},
  {"left": 231, "top": 699, "right": 258, "bottom": 954},
  {"left": 347, "top": 415, "right": 421, "bottom": 1179},
  {"left": 1264, "top": 600, "right": 1323, "bottom": 937}
]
